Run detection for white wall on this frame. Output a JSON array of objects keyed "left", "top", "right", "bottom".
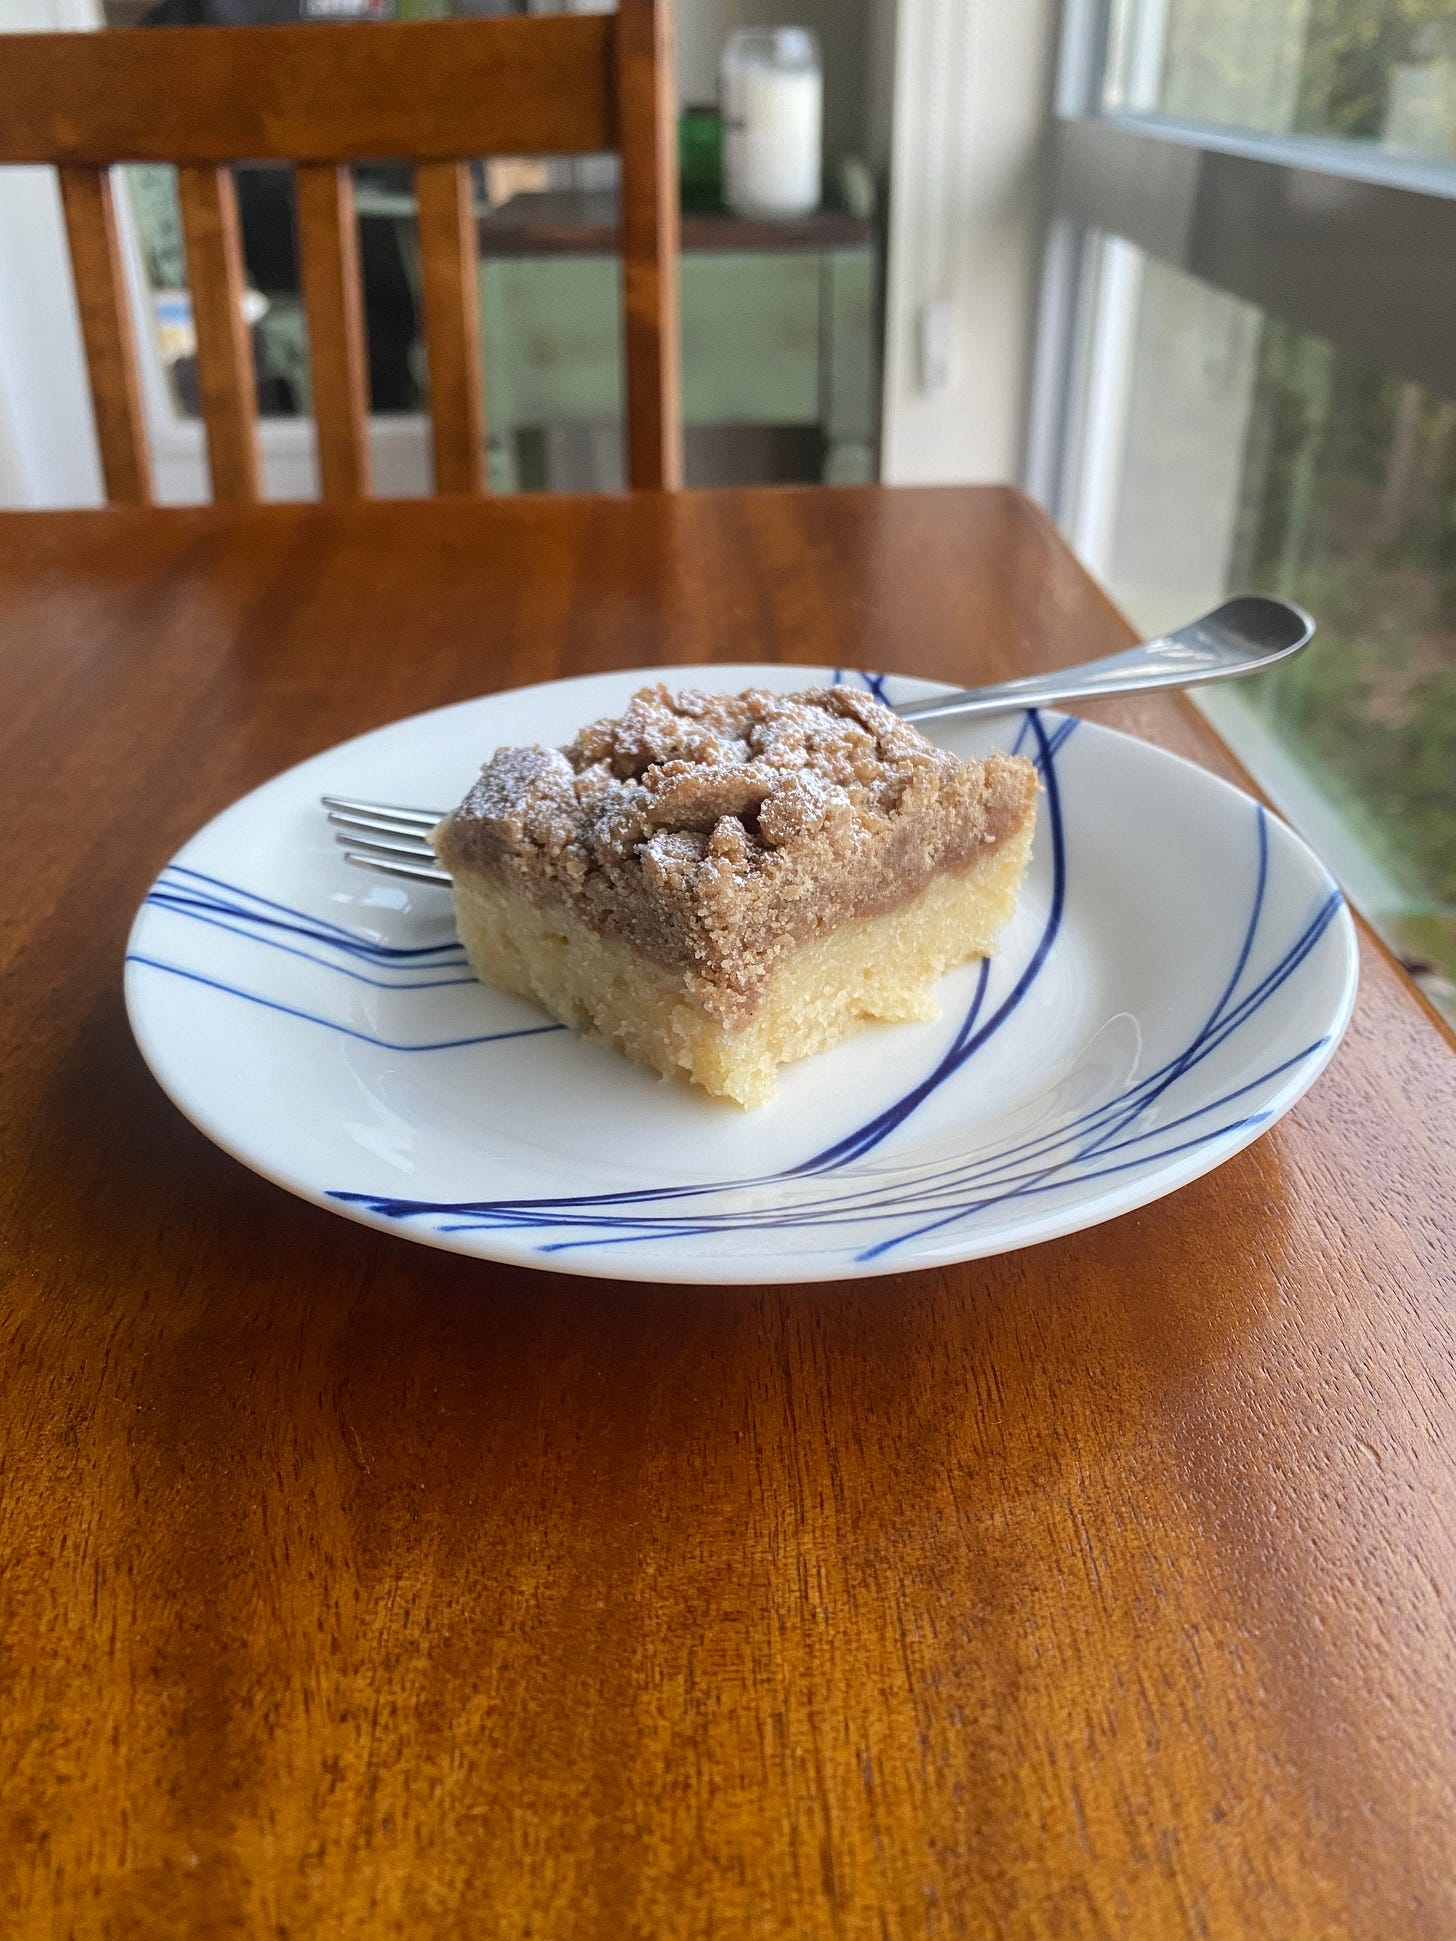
[
  {"left": 0, "top": 0, "right": 107, "bottom": 507},
  {"left": 878, "top": 0, "right": 1056, "bottom": 485},
  {"left": 0, "top": 166, "right": 106, "bottom": 506}
]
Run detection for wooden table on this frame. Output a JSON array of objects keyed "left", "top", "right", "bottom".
[{"left": 4, "top": 487, "right": 1454, "bottom": 1939}]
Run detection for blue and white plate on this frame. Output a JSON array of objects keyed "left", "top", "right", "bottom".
[{"left": 124, "top": 663, "right": 1358, "bottom": 1284}]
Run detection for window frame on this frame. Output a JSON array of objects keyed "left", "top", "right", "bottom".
[
  {"left": 1027, "top": 0, "right": 1456, "bottom": 521},
  {"left": 1027, "top": 0, "right": 1456, "bottom": 1006}
]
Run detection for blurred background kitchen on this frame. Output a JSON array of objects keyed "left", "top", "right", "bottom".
[{"left": 1, "top": 0, "right": 1453, "bottom": 1016}]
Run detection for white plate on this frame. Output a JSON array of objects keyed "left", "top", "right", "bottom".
[{"left": 124, "top": 664, "right": 1358, "bottom": 1284}]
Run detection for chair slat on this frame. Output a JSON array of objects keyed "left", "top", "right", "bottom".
[
  {"left": 177, "top": 164, "right": 261, "bottom": 504},
  {"left": 0, "top": 20, "right": 616, "bottom": 167},
  {"left": 416, "top": 161, "right": 485, "bottom": 496},
  {"left": 295, "top": 164, "right": 371, "bottom": 500},
  {"left": 616, "top": 0, "right": 682, "bottom": 490},
  {"left": 57, "top": 166, "right": 152, "bottom": 505}
]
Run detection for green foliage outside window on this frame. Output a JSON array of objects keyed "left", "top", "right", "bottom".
[
  {"left": 1231, "top": 320, "right": 1456, "bottom": 994},
  {"left": 1129, "top": 0, "right": 1456, "bottom": 158}
]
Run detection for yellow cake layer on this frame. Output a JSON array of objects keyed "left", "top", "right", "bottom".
[{"left": 450, "top": 818, "right": 1035, "bottom": 1108}]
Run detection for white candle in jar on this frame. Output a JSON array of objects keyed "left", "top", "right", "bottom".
[{"left": 722, "top": 29, "right": 823, "bottom": 219}]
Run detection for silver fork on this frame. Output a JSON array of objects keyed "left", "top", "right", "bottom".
[
  {"left": 323, "top": 797, "right": 451, "bottom": 885},
  {"left": 325, "top": 594, "right": 1314, "bottom": 888}
]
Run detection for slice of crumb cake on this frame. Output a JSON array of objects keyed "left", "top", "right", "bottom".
[{"left": 433, "top": 684, "right": 1038, "bottom": 1107}]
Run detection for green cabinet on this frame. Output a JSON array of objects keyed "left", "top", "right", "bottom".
[{"left": 479, "top": 242, "right": 876, "bottom": 488}]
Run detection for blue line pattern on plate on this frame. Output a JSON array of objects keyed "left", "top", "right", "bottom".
[
  {"left": 125, "top": 954, "right": 561, "bottom": 1053},
  {"left": 795, "top": 706, "right": 1070, "bottom": 1172},
  {"left": 149, "top": 865, "right": 469, "bottom": 971},
  {"left": 326, "top": 707, "right": 1345, "bottom": 1262},
  {"left": 128, "top": 864, "right": 563, "bottom": 1051}
]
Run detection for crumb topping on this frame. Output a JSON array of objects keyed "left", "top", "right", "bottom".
[{"left": 435, "top": 684, "right": 1037, "bottom": 1020}]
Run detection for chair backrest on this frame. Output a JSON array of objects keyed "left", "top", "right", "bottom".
[{"left": 1, "top": 5, "right": 682, "bottom": 503}]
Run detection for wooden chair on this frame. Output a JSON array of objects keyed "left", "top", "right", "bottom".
[{"left": 0, "top": 5, "right": 682, "bottom": 503}]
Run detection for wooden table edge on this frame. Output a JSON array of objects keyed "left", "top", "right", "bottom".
[{"left": 1, "top": 482, "right": 1447, "bottom": 1054}]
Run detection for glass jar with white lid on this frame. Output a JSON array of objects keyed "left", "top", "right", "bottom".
[{"left": 720, "top": 28, "right": 823, "bottom": 219}]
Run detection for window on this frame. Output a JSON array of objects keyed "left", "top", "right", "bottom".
[
  {"left": 1103, "top": 0, "right": 1456, "bottom": 163},
  {"left": 1036, "top": 0, "right": 1456, "bottom": 1019}
]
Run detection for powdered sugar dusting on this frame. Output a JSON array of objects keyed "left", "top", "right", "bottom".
[{"left": 435, "top": 684, "right": 1037, "bottom": 1019}]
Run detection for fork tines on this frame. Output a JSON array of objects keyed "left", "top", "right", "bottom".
[
  {"left": 321, "top": 794, "right": 442, "bottom": 828},
  {"left": 322, "top": 794, "right": 451, "bottom": 886}
]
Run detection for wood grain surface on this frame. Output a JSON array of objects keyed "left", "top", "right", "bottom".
[
  {"left": 295, "top": 164, "right": 372, "bottom": 501},
  {"left": 177, "top": 165, "right": 262, "bottom": 505},
  {"left": 616, "top": 0, "right": 684, "bottom": 489},
  {"left": 0, "top": 18, "right": 616, "bottom": 165},
  {"left": 56, "top": 166, "right": 152, "bottom": 506},
  {"left": 1, "top": 487, "right": 1453, "bottom": 1940},
  {"left": 416, "top": 161, "right": 487, "bottom": 497}
]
